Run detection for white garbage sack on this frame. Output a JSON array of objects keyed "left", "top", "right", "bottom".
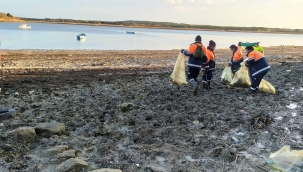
[
  {"left": 170, "top": 53, "right": 188, "bottom": 86},
  {"left": 221, "top": 66, "right": 233, "bottom": 84}
]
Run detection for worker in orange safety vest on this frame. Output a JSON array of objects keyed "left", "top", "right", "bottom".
[{"left": 229, "top": 42, "right": 244, "bottom": 74}]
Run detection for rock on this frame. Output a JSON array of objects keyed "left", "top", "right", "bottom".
[
  {"left": 56, "top": 158, "right": 88, "bottom": 172},
  {"left": 45, "top": 145, "right": 69, "bottom": 156},
  {"left": 57, "top": 150, "right": 76, "bottom": 163},
  {"left": 11, "top": 127, "right": 36, "bottom": 142},
  {"left": 4, "top": 119, "right": 25, "bottom": 129},
  {"left": 1, "top": 144, "right": 15, "bottom": 152},
  {"left": 36, "top": 121, "right": 65, "bottom": 135},
  {"left": 0, "top": 108, "right": 15, "bottom": 122},
  {"left": 188, "top": 123, "right": 205, "bottom": 132},
  {"left": 89, "top": 168, "right": 122, "bottom": 172},
  {"left": 118, "top": 103, "right": 134, "bottom": 112},
  {"left": 14, "top": 92, "right": 19, "bottom": 96}
]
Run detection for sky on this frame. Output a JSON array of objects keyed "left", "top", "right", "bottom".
[{"left": 1, "top": 0, "right": 303, "bottom": 29}]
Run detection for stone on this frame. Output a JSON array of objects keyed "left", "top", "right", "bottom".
[
  {"left": 56, "top": 158, "right": 88, "bottom": 172},
  {"left": 1, "top": 144, "right": 15, "bottom": 152},
  {"left": 118, "top": 103, "right": 134, "bottom": 112},
  {"left": 11, "top": 127, "right": 36, "bottom": 142},
  {"left": 4, "top": 119, "right": 25, "bottom": 129},
  {"left": 36, "top": 121, "right": 65, "bottom": 135},
  {"left": 0, "top": 109, "right": 15, "bottom": 122},
  {"left": 89, "top": 168, "right": 122, "bottom": 172},
  {"left": 45, "top": 145, "right": 69, "bottom": 156},
  {"left": 57, "top": 150, "right": 76, "bottom": 163}
]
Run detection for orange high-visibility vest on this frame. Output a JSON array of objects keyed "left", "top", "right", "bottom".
[{"left": 248, "top": 50, "right": 264, "bottom": 61}]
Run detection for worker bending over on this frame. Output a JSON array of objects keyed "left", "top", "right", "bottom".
[
  {"left": 229, "top": 42, "right": 244, "bottom": 74},
  {"left": 245, "top": 46, "right": 271, "bottom": 93}
]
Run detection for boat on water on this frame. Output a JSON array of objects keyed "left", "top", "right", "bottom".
[
  {"left": 18, "top": 24, "right": 31, "bottom": 29},
  {"left": 126, "top": 31, "right": 135, "bottom": 34},
  {"left": 77, "top": 33, "right": 86, "bottom": 40}
]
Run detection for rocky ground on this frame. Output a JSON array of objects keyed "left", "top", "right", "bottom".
[{"left": 0, "top": 47, "right": 303, "bottom": 172}]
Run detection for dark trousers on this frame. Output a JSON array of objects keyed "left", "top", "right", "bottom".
[
  {"left": 250, "top": 72, "right": 267, "bottom": 90},
  {"left": 188, "top": 67, "right": 200, "bottom": 82},
  {"left": 202, "top": 71, "right": 213, "bottom": 82}
]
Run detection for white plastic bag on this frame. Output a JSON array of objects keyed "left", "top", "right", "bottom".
[
  {"left": 170, "top": 53, "right": 188, "bottom": 85},
  {"left": 229, "top": 62, "right": 251, "bottom": 88},
  {"left": 221, "top": 66, "right": 233, "bottom": 84},
  {"left": 268, "top": 145, "right": 303, "bottom": 171}
]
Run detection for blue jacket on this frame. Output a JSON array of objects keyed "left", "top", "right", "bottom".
[
  {"left": 246, "top": 57, "right": 271, "bottom": 77},
  {"left": 182, "top": 42, "right": 207, "bottom": 69}
]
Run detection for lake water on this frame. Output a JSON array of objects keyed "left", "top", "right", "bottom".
[{"left": 0, "top": 22, "right": 303, "bottom": 50}]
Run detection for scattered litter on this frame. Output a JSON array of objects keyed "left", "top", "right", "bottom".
[
  {"left": 251, "top": 112, "right": 273, "bottom": 129},
  {"left": 28, "top": 90, "right": 35, "bottom": 94},
  {"left": 257, "top": 143, "right": 265, "bottom": 149},
  {"left": 275, "top": 116, "right": 283, "bottom": 120},
  {"left": 193, "top": 120, "right": 199, "bottom": 125},
  {"left": 232, "top": 137, "right": 240, "bottom": 144},
  {"left": 235, "top": 132, "right": 246, "bottom": 136},
  {"left": 287, "top": 103, "right": 297, "bottom": 109},
  {"left": 286, "top": 70, "right": 292, "bottom": 72},
  {"left": 135, "top": 163, "right": 140, "bottom": 167},
  {"left": 238, "top": 152, "right": 252, "bottom": 159},
  {"left": 292, "top": 112, "right": 297, "bottom": 117}
]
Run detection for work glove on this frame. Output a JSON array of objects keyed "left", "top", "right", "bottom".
[
  {"left": 245, "top": 62, "right": 250, "bottom": 67},
  {"left": 228, "top": 62, "right": 232, "bottom": 67},
  {"left": 180, "top": 49, "right": 185, "bottom": 53}
]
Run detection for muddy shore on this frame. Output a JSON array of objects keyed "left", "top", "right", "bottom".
[{"left": 0, "top": 47, "right": 303, "bottom": 172}]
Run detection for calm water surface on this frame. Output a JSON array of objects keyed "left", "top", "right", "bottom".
[{"left": 0, "top": 22, "right": 302, "bottom": 50}]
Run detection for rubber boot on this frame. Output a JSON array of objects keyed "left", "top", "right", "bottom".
[
  {"left": 190, "top": 80, "right": 198, "bottom": 95},
  {"left": 202, "top": 81, "right": 207, "bottom": 89},
  {"left": 207, "top": 81, "right": 212, "bottom": 89}
]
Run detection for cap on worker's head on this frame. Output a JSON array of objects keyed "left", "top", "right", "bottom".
[
  {"left": 229, "top": 44, "right": 237, "bottom": 49},
  {"left": 195, "top": 35, "right": 202, "bottom": 42},
  {"left": 245, "top": 46, "right": 254, "bottom": 51},
  {"left": 209, "top": 40, "right": 216, "bottom": 46}
]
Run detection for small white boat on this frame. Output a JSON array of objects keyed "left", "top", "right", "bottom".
[
  {"left": 126, "top": 31, "right": 135, "bottom": 34},
  {"left": 77, "top": 33, "right": 86, "bottom": 40},
  {"left": 18, "top": 24, "right": 31, "bottom": 29}
]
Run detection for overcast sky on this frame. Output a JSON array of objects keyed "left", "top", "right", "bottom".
[{"left": 1, "top": 0, "right": 302, "bottom": 29}]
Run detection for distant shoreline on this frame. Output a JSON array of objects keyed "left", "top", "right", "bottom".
[{"left": 21, "top": 20, "right": 303, "bottom": 35}]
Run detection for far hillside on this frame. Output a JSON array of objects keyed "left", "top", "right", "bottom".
[{"left": 0, "top": 12, "right": 23, "bottom": 22}]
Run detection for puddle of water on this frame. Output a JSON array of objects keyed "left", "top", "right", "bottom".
[{"left": 287, "top": 103, "right": 297, "bottom": 109}]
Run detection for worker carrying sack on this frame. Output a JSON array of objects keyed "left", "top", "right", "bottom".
[
  {"left": 171, "top": 53, "right": 188, "bottom": 85},
  {"left": 221, "top": 66, "right": 233, "bottom": 84},
  {"left": 229, "top": 62, "right": 276, "bottom": 94}
]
